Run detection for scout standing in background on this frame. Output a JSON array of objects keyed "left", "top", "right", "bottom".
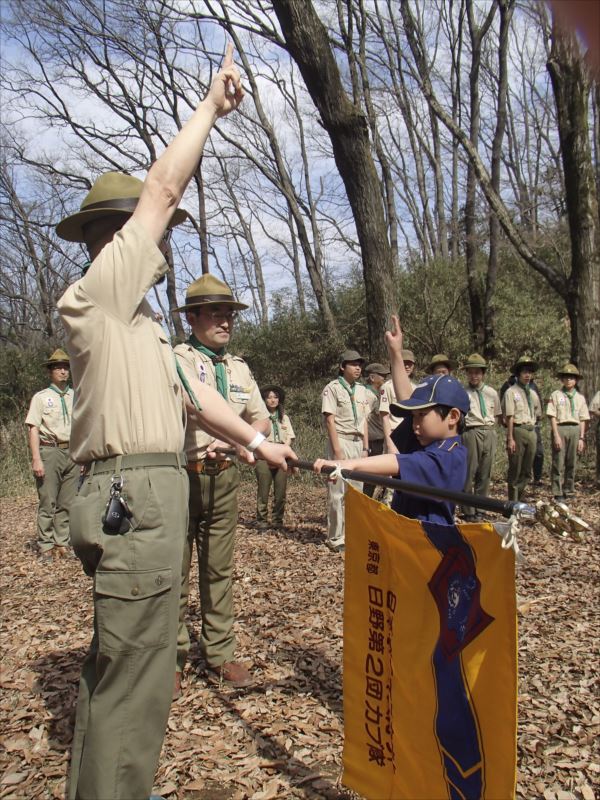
[
  {"left": 174, "top": 274, "right": 271, "bottom": 693},
  {"left": 321, "top": 350, "right": 370, "bottom": 552},
  {"left": 427, "top": 353, "right": 454, "bottom": 376},
  {"left": 25, "top": 349, "right": 78, "bottom": 562},
  {"left": 255, "top": 385, "right": 296, "bottom": 528},
  {"left": 589, "top": 390, "right": 600, "bottom": 487},
  {"left": 460, "top": 354, "right": 502, "bottom": 521},
  {"left": 546, "top": 364, "right": 590, "bottom": 501},
  {"left": 380, "top": 349, "right": 416, "bottom": 454},
  {"left": 363, "top": 363, "right": 388, "bottom": 498},
  {"left": 502, "top": 356, "right": 542, "bottom": 501}
]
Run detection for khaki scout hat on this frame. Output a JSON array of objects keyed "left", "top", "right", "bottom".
[
  {"left": 426, "top": 353, "right": 455, "bottom": 373},
  {"left": 401, "top": 349, "right": 416, "bottom": 364},
  {"left": 42, "top": 348, "right": 70, "bottom": 367},
  {"left": 463, "top": 353, "right": 488, "bottom": 370},
  {"left": 55, "top": 172, "right": 189, "bottom": 243},
  {"left": 340, "top": 349, "right": 365, "bottom": 365},
  {"left": 557, "top": 363, "right": 581, "bottom": 378},
  {"left": 173, "top": 273, "right": 248, "bottom": 312},
  {"left": 511, "top": 355, "right": 538, "bottom": 374},
  {"left": 365, "top": 362, "right": 389, "bottom": 376}
]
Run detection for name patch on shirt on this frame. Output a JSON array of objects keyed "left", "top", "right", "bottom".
[{"left": 230, "top": 384, "right": 251, "bottom": 402}]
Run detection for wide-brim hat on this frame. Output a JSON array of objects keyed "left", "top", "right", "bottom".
[
  {"left": 426, "top": 353, "right": 455, "bottom": 373},
  {"left": 173, "top": 273, "right": 248, "bottom": 312},
  {"left": 340, "top": 349, "right": 365, "bottom": 365},
  {"left": 557, "top": 363, "right": 581, "bottom": 378},
  {"left": 390, "top": 374, "right": 470, "bottom": 416},
  {"left": 463, "top": 352, "right": 487, "bottom": 370},
  {"left": 401, "top": 349, "right": 416, "bottom": 364},
  {"left": 56, "top": 172, "right": 189, "bottom": 243},
  {"left": 512, "top": 356, "right": 538, "bottom": 374},
  {"left": 261, "top": 385, "right": 286, "bottom": 403},
  {"left": 42, "top": 348, "right": 70, "bottom": 367},
  {"left": 365, "top": 362, "right": 389, "bottom": 376}
]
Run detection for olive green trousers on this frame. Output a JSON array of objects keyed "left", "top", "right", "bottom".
[
  {"left": 255, "top": 459, "right": 288, "bottom": 523},
  {"left": 507, "top": 425, "right": 537, "bottom": 501},
  {"left": 461, "top": 427, "right": 497, "bottom": 516},
  {"left": 67, "top": 456, "right": 188, "bottom": 800},
  {"left": 551, "top": 424, "right": 580, "bottom": 496},
  {"left": 177, "top": 465, "right": 240, "bottom": 673},
  {"left": 326, "top": 437, "right": 363, "bottom": 546},
  {"left": 36, "top": 446, "right": 78, "bottom": 551}
]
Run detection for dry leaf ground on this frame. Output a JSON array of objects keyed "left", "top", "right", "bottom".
[{"left": 1, "top": 478, "right": 599, "bottom": 800}]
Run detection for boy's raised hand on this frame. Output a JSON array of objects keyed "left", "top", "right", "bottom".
[
  {"left": 385, "top": 315, "right": 404, "bottom": 357},
  {"left": 205, "top": 42, "right": 244, "bottom": 118}
]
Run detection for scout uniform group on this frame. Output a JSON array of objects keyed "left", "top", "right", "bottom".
[{"left": 23, "top": 73, "right": 598, "bottom": 798}]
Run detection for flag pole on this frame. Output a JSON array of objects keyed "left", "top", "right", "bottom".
[{"left": 214, "top": 448, "right": 532, "bottom": 520}]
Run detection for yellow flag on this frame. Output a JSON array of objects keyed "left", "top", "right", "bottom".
[{"left": 342, "top": 486, "right": 517, "bottom": 800}]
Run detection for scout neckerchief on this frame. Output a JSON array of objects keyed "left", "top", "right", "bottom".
[
  {"left": 518, "top": 380, "right": 534, "bottom": 418},
  {"left": 49, "top": 384, "right": 70, "bottom": 424},
  {"left": 338, "top": 377, "right": 358, "bottom": 427},
  {"left": 189, "top": 334, "right": 228, "bottom": 399},
  {"left": 269, "top": 413, "right": 281, "bottom": 443},
  {"left": 470, "top": 383, "right": 488, "bottom": 418},
  {"left": 562, "top": 386, "right": 577, "bottom": 417}
]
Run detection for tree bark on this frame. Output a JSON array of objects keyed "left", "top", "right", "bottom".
[
  {"left": 271, "top": 0, "right": 397, "bottom": 360},
  {"left": 485, "top": 0, "right": 514, "bottom": 359}
]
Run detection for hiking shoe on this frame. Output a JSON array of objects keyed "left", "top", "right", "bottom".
[{"left": 206, "top": 661, "right": 256, "bottom": 688}]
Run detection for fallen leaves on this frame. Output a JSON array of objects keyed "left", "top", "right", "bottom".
[{"left": 1, "top": 479, "right": 598, "bottom": 799}]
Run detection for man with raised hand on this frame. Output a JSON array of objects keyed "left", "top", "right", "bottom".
[{"left": 56, "top": 45, "right": 294, "bottom": 800}]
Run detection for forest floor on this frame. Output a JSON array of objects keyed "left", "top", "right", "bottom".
[{"left": 1, "top": 479, "right": 599, "bottom": 800}]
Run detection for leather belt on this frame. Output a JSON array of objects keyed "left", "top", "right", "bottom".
[
  {"left": 338, "top": 433, "right": 364, "bottom": 440},
  {"left": 186, "top": 460, "right": 234, "bottom": 475},
  {"left": 558, "top": 422, "right": 579, "bottom": 426},
  {"left": 40, "top": 441, "right": 70, "bottom": 449}
]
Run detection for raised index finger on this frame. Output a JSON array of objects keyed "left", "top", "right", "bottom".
[{"left": 222, "top": 41, "right": 234, "bottom": 69}]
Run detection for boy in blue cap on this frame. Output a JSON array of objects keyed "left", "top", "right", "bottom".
[{"left": 314, "top": 317, "right": 469, "bottom": 524}]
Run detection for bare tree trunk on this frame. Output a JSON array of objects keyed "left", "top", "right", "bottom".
[
  {"left": 464, "top": 0, "right": 496, "bottom": 351},
  {"left": 485, "top": 0, "right": 514, "bottom": 359},
  {"left": 548, "top": 20, "right": 600, "bottom": 397},
  {"left": 272, "top": 0, "right": 397, "bottom": 360}
]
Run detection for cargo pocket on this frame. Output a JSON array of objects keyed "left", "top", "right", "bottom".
[{"left": 95, "top": 567, "right": 172, "bottom": 654}]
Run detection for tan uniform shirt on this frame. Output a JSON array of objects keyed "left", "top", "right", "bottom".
[
  {"left": 502, "top": 383, "right": 541, "bottom": 425},
  {"left": 365, "top": 388, "right": 384, "bottom": 441},
  {"left": 174, "top": 343, "right": 268, "bottom": 461},
  {"left": 546, "top": 389, "right": 590, "bottom": 424},
  {"left": 57, "top": 219, "right": 185, "bottom": 462},
  {"left": 321, "top": 379, "right": 370, "bottom": 437},
  {"left": 379, "top": 378, "right": 417, "bottom": 431},
  {"left": 267, "top": 413, "right": 295, "bottom": 446},
  {"left": 590, "top": 391, "right": 600, "bottom": 415},
  {"left": 465, "top": 384, "right": 501, "bottom": 428},
  {"left": 25, "top": 386, "right": 74, "bottom": 444}
]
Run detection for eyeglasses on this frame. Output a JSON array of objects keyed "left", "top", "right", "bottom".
[{"left": 200, "top": 309, "right": 239, "bottom": 322}]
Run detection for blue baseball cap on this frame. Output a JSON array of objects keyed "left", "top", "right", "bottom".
[{"left": 390, "top": 374, "right": 470, "bottom": 416}]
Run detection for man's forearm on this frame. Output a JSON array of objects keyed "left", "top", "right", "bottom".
[
  {"left": 325, "top": 415, "right": 341, "bottom": 455},
  {"left": 28, "top": 426, "right": 42, "bottom": 461}
]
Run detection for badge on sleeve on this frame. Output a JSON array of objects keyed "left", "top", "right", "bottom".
[
  {"left": 197, "top": 362, "right": 206, "bottom": 383},
  {"left": 46, "top": 398, "right": 54, "bottom": 407}
]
